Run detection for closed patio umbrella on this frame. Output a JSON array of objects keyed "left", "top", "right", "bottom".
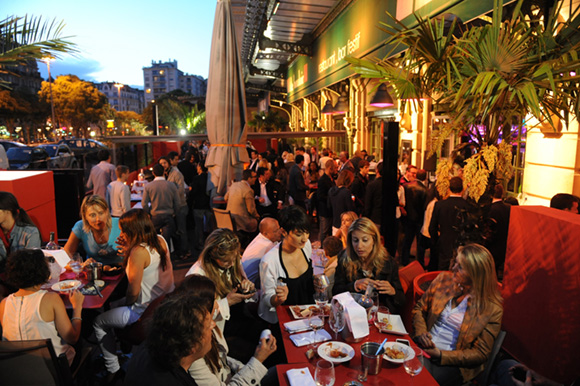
[{"left": 205, "top": 0, "right": 249, "bottom": 196}]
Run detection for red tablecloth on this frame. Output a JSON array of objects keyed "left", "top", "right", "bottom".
[
  {"left": 276, "top": 306, "right": 438, "bottom": 385},
  {"left": 58, "top": 271, "right": 125, "bottom": 309},
  {"left": 502, "top": 206, "right": 580, "bottom": 384}
]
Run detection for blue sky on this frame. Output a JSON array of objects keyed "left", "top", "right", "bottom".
[{"left": 4, "top": 0, "right": 217, "bottom": 89}]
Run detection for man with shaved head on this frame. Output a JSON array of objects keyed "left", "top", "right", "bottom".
[{"left": 241, "top": 218, "right": 283, "bottom": 287}]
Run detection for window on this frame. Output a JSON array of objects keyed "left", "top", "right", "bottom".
[{"left": 369, "top": 118, "right": 383, "bottom": 161}]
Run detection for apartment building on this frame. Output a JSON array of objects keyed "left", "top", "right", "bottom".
[
  {"left": 143, "top": 60, "right": 206, "bottom": 104},
  {"left": 95, "top": 82, "right": 145, "bottom": 114}
]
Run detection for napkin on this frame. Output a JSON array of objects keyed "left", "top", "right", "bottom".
[
  {"left": 289, "top": 329, "right": 332, "bottom": 347},
  {"left": 284, "top": 318, "right": 320, "bottom": 333},
  {"left": 287, "top": 367, "right": 316, "bottom": 386},
  {"left": 333, "top": 292, "right": 369, "bottom": 339}
]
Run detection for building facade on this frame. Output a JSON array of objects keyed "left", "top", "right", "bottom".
[
  {"left": 142, "top": 60, "right": 207, "bottom": 104},
  {"left": 95, "top": 82, "right": 145, "bottom": 114}
]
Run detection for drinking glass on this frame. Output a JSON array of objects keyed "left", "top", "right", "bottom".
[
  {"left": 373, "top": 306, "right": 391, "bottom": 332},
  {"left": 403, "top": 346, "right": 424, "bottom": 385},
  {"left": 309, "top": 308, "right": 325, "bottom": 348},
  {"left": 329, "top": 301, "right": 345, "bottom": 340},
  {"left": 314, "top": 359, "right": 335, "bottom": 386},
  {"left": 70, "top": 253, "right": 83, "bottom": 279},
  {"left": 314, "top": 290, "right": 328, "bottom": 307}
]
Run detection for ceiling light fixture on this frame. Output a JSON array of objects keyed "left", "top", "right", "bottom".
[{"left": 369, "top": 83, "right": 394, "bottom": 107}]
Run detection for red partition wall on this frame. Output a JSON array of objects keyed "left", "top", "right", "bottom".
[
  {"left": 0, "top": 171, "right": 58, "bottom": 242},
  {"left": 502, "top": 206, "right": 580, "bottom": 385}
]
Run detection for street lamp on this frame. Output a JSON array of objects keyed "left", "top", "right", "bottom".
[
  {"left": 42, "top": 56, "right": 57, "bottom": 138},
  {"left": 114, "top": 83, "right": 124, "bottom": 111}
]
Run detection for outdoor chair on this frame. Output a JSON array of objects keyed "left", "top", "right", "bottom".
[
  {"left": 213, "top": 208, "right": 236, "bottom": 231},
  {"left": 0, "top": 339, "right": 71, "bottom": 385}
]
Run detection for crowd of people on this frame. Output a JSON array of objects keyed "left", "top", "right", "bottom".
[{"left": 0, "top": 140, "right": 578, "bottom": 386}]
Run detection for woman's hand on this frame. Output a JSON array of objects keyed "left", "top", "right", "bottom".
[
  {"left": 116, "top": 234, "right": 128, "bottom": 256},
  {"left": 272, "top": 284, "right": 289, "bottom": 306},
  {"left": 354, "top": 278, "right": 373, "bottom": 292},
  {"left": 69, "top": 290, "right": 85, "bottom": 311},
  {"left": 424, "top": 347, "right": 441, "bottom": 359},
  {"left": 373, "top": 280, "right": 396, "bottom": 295},
  {"left": 226, "top": 288, "right": 254, "bottom": 306},
  {"left": 239, "top": 279, "right": 255, "bottom": 294},
  {"left": 254, "top": 336, "right": 277, "bottom": 363},
  {"left": 415, "top": 332, "right": 435, "bottom": 349}
]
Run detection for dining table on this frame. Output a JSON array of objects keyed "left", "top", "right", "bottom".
[
  {"left": 56, "top": 269, "right": 125, "bottom": 309},
  {"left": 275, "top": 305, "right": 439, "bottom": 386}
]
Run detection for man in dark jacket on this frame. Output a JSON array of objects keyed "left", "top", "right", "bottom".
[
  {"left": 351, "top": 160, "right": 370, "bottom": 215},
  {"left": 253, "top": 167, "right": 278, "bottom": 218},
  {"left": 401, "top": 169, "right": 428, "bottom": 265},
  {"left": 364, "top": 162, "right": 383, "bottom": 228},
  {"left": 428, "top": 176, "right": 471, "bottom": 270},
  {"left": 486, "top": 184, "right": 511, "bottom": 279},
  {"left": 288, "top": 154, "right": 308, "bottom": 209},
  {"left": 317, "top": 159, "right": 337, "bottom": 245}
]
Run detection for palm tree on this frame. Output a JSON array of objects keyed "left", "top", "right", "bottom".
[
  {"left": 0, "top": 15, "right": 77, "bottom": 87},
  {"left": 346, "top": 0, "right": 580, "bottom": 202}
]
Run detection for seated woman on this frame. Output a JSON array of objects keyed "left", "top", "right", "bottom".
[
  {"left": 333, "top": 211, "right": 358, "bottom": 248},
  {"left": 176, "top": 275, "right": 277, "bottom": 386},
  {"left": 64, "top": 195, "right": 122, "bottom": 265},
  {"left": 412, "top": 244, "right": 503, "bottom": 386},
  {"left": 0, "top": 192, "right": 41, "bottom": 272},
  {"left": 332, "top": 217, "right": 405, "bottom": 314},
  {"left": 259, "top": 205, "right": 313, "bottom": 323},
  {"left": 93, "top": 209, "right": 174, "bottom": 379},
  {"left": 0, "top": 249, "right": 84, "bottom": 365},
  {"left": 185, "top": 228, "right": 255, "bottom": 334}
]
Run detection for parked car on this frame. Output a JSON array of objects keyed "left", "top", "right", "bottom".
[
  {"left": 58, "top": 138, "right": 108, "bottom": 168},
  {"left": 0, "top": 140, "right": 26, "bottom": 152},
  {"left": 36, "top": 144, "right": 79, "bottom": 169},
  {"left": 7, "top": 146, "right": 50, "bottom": 170}
]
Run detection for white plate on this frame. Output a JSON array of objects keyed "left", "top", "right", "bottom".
[
  {"left": 289, "top": 304, "right": 330, "bottom": 319},
  {"left": 51, "top": 280, "right": 82, "bottom": 292},
  {"left": 317, "top": 341, "right": 355, "bottom": 363},
  {"left": 375, "top": 314, "right": 408, "bottom": 336},
  {"left": 94, "top": 280, "right": 105, "bottom": 288},
  {"left": 382, "top": 342, "right": 415, "bottom": 364}
]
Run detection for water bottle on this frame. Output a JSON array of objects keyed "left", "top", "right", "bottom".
[{"left": 46, "top": 232, "right": 59, "bottom": 250}]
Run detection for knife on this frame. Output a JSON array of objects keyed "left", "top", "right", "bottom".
[{"left": 93, "top": 280, "right": 103, "bottom": 298}]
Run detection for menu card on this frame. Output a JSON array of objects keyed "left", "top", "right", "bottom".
[{"left": 333, "top": 292, "right": 369, "bottom": 339}]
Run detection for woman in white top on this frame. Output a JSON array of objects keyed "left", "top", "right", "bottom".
[
  {"left": 0, "top": 249, "right": 84, "bottom": 365},
  {"left": 93, "top": 209, "right": 174, "bottom": 378},
  {"left": 185, "top": 228, "right": 255, "bottom": 333}
]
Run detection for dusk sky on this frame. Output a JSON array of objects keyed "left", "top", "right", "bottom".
[{"left": 4, "top": 0, "right": 217, "bottom": 89}]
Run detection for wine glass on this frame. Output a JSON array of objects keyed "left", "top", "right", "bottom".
[
  {"left": 314, "top": 290, "right": 328, "bottom": 307},
  {"left": 329, "top": 301, "right": 345, "bottom": 340},
  {"left": 403, "top": 346, "right": 424, "bottom": 385},
  {"left": 309, "top": 308, "right": 325, "bottom": 348},
  {"left": 70, "top": 253, "right": 84, "bottom": 280},
  {"left": 314, "top": 359, "right": 335, "bottom": 386},
  {"left": 373, "top": 306, "right": 391, "bottom": 333}
]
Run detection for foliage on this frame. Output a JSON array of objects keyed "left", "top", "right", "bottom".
[
  {"left": 38, "top": 75, "right": 108, "bottom": 135},
  {"left": 0, "top": 15, "right": 77, "bottom": 88},
  {"left": 247, "top": 110, "right": 289, "bottom": 132},
  {"left": 142, "top": 90, "right": 206, "bottom": 135},
  {"left": 346, "top": 0, "right": 580, "bottom": 201},
  {"left": 113, "top": 111, "right": 148, "bottom": 136}
]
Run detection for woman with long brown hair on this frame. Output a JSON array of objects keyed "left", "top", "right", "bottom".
[
  {"left": 332, "top": 217, "right": 405, "bottom": 314},
  {"left": 93, "top": 209, "right": 174, "bottom": 380},
  {"left": 0, "top": 191, "right": 40, "bottom": 272},
  {"left": 413, "top": 243, "right": 503, "bottom": 386},
  {"left": 185, "top": 228, "right": 255, "bottom": 333}
]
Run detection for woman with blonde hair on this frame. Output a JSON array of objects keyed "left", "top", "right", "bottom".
[
  {"left": 332, "top": 217, "right": 405, "bottom": 314},
  {"left": 412, "top": 243, "right": 503, "bottom": 386},
  {"left": 333, "top": 211, "right": 358, "bottom": 248},
  {"left": 93, "top": 208, "right": 174, "bottom": 379},
  {"left": 185, "top": 228, "right": 255, "bottom": 333},
  {"left": 64, "top": 195, "right": 122, "bottom": 264}
]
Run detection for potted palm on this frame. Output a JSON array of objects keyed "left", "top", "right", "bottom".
[{"left": 346, "top": 0, "right": 580, "bottom": 202}]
